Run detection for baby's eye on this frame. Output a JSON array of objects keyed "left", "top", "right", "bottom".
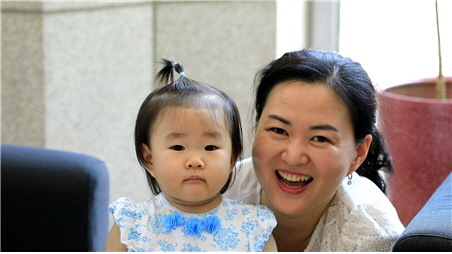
[
  {"left": 270, "top": 128, "right": 287, "bottom": 135},
  {"left": 312, "top": 136, "right": 330, "bottom": 143},
  {"left": 205, "top": 145, "right": 218, "bottom": 151},
  {"left": 171, "top": 145, "right": 185, "bottom": 151}
]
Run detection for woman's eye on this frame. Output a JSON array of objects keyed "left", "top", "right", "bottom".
[
  {"left": 270, "top": 128, "right": 287, "bottom": 135},
  {"left": 171, "top": 145, "right": 185, "bottom": 151},
  {"left": 205, "top": 145, "right": 218, "bottom": 151},
  {"left": 312, "top": 136, "right": 330, "bottom": 143}
]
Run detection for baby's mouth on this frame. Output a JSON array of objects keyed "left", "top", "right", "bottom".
[{"left": 276, "top": 170, "right": 313, "bottom": 189}]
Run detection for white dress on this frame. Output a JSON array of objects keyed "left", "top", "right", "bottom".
[
  {"left": 224, "top": 157, "right": 405, "bottom": 252},
  {"left": 109, "top": 193, "right": 277, "bottom": 252}
]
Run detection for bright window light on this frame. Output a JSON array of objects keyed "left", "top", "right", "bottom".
[{"left": 339, "top": 0, "right": 451, "bottom": 91}]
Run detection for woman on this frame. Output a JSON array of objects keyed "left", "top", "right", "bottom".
[{"left": 225, "top": 49, "right": 404, "bottom": 251}]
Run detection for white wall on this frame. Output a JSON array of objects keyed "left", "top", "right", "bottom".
[{"left": 2, "top": 1, "right": 277, "bottom": 206}]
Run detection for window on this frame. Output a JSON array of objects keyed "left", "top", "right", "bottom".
[{"left": 340, "top": 0, "right": 452, "bottom": 91}]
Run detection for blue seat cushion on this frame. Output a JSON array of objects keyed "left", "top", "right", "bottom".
[{"left": 392, "top": 173, "right": 452, "bottom": 251}]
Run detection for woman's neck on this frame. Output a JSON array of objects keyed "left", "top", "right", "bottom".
[
  {"left": 260, "top": 190, "right": 327, "bottom": 252},
  {"left": 271, "top": 212, "right": 318, "bottom": 251}
]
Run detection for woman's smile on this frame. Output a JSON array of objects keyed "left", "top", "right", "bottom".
[{"left": 276, "top": 170, "right": 313, "bottom": 191}]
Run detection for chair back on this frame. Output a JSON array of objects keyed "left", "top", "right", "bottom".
[{"left": 1, "top": 144, "right": 110, "bottom": 251}]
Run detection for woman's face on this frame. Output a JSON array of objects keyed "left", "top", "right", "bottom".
[{"left": 252, "top": 81, "right": 370, "bottom": 218}]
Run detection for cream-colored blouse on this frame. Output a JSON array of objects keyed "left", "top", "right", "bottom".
[{"left": 224, "top": 157, "right": 405, "bottom": 252}]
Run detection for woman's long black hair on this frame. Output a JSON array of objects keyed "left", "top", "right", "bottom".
[{"left": 254, "top": 49, "right": 392, "bottom": 193}]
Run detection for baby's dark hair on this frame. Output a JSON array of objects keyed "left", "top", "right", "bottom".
[{"left": 134, "top": 58, "right": 243, "bottom": 195}]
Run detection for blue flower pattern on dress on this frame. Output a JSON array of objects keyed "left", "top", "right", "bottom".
[
  {"left": 225, "top": 208, "right": 237, "bottom": 221},
  {"left": 157, "top": 239, "right": 177, "bottom": 252},
  {"left": 253, "top": 233, "right": 269, "bottom": 251},
  {"left": 150, "top": 213, "right": 167, "bottom": 235},
  {"left": 109, "top": 193, "right": 276, "bottom": 252},
  {"left": 181, "top": 243, "right": 203, "bottom": 252},
  {"left": 212, "top": 227, "right": 240, "bottom": 251},
  {"left": 241, "top": 217, "right": 259, "bottom": 238}
]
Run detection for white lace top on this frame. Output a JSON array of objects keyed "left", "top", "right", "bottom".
[
  {"left": 109, "top": 193, "right": 276, "bottom": 252},
  {"left": 224, "top": 157, "right": 405, "bottom": 252}
]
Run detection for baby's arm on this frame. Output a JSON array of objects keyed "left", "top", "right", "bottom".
[
  {"left": 104, "top": 224, "right": 127, "bottom": 252},
  {"left": 262, "top": 233, "right": 278, "bottom": 252}
]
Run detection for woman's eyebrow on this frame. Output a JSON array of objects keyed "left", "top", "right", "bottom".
[
  {"left": 268, "top": 114, "right": 338, "bottom": 132},
  {"left": 310, "top": 125, "right": 338, "bottom": 132},
  {"left": 268, "top": 114, "right": 291, "bottom": 125},
  {"left": 269, "top": 114, "right": 338, "bottom": 132}
]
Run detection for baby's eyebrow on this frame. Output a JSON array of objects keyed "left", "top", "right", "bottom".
[
  {"left": 165, "top": 131, "right": 224, "bottom": 140},
  {"left": 165, "top": 132, "right": 185, "bottom": 140},
  {"left": 204, "top": 131, "right": 223, "bottom": 140}
]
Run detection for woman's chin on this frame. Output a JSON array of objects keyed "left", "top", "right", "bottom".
[{"left": 262, "top": 188, "right": 308, "bottom": 217}]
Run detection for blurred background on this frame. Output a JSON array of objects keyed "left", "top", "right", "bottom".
[{"left": 2, "top": 0, "right": 451, "bottom": 206}]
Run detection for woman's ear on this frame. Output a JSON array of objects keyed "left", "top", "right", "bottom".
[
  {"left": 347, "top": 134, "right": 373, "bottom": 175},
  {"left": 141, "top": 143, "right": 155, "bottom": 177}
]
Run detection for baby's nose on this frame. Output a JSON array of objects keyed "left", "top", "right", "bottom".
[{"left": 186, "top": 157, "right": 205, "bottom": 169}]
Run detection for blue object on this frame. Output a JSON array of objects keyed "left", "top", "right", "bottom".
[
  {"left": 162, "top": 212, "right": 221, "bottom": 237},
  {"left": 163, "top": 212, "right": 185, "bottom": 230},
  {"left": 392, "top": 173, "right": 452, "bottom": 251},
  {"left": 1, "top": 144, "right": 110, "bottom": 251}
]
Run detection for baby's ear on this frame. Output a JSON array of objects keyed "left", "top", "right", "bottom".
[
  {"left": 141, "top": 143, "right": 155, "bottom": 176},
  {"left": 230, "top": 157, "right": 237, "bottom": 170}
]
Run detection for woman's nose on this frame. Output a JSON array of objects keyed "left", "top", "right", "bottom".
[
  {"left": 185, "top": 156, "right": 205, "bottom": 169},
  {"left": 281, "top": 141, "right": 309, "bottom": 166}
]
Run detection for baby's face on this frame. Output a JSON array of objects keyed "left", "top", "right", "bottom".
[{"left": 145, "top": 107, "right": 233, "bottom": 211}]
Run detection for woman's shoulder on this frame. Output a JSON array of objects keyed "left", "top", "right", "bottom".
[
  {"left": 223, "top": 157, "right": 261, "bottom": 205},
  {"left": 336, "top": 173, "right": 404, "bottom": 227},
  {"left": 310, "top": 172, "right": 405, "bottom": 251},
  {"left": 336, "top": 172, "right": 400, "bottom": 215}
]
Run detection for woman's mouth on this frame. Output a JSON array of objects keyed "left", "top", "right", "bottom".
[{"left": 276, "top": 170, "right": 313, "bottom": 189}]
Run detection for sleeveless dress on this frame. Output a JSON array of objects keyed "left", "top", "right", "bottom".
[{"left": 109, "top": 193, "right": 277, "bottom": 252}]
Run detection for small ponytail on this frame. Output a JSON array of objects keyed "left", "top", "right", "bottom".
[
  {"left": 135, "top": 58, "right": 243, "bottom": 195},
  {"left": 155, "top": 58, "right": 185, "bottom": 87}
]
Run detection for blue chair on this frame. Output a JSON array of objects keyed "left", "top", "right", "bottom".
[
  {"left": 1, "top": 144, "right": 110, "bottom": 251},
  {"left": 392, "top": 172, "right": 452, "bottom": 251}
]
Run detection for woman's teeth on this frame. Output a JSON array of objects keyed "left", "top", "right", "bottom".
[{"left": 278, "top": 170, "right": 312, "bottom": 182}]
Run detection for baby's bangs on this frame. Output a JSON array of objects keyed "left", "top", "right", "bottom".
[
  {"left": 193, "top": 95, "right": 234, "bottom": 130},
  {"left": 152, "top": 94, "right": 230, "bottom": 128}
]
